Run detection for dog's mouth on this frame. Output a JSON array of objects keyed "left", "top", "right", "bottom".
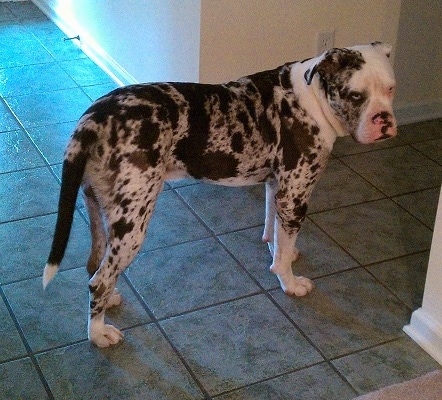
[{"left": 375, "top": 133, "right": 394, "bottom": 141}]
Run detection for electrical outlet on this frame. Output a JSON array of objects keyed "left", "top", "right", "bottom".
[{"left": 317, "top": 31, "right": 335, "bottom": 55}]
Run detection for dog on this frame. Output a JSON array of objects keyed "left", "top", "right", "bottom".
[{"left": 43, "top": 43, "right": 397, "bottom": 347}]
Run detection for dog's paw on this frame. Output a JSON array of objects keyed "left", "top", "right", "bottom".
[
  {"left": 90, "top": 324, "right": 124, "bottom": 348},
  {"left": 106, "top": 288, "right": 122, "bottom": 308},
  {"left": 284, "top": 276, "right": 314, "bottom": 297}
]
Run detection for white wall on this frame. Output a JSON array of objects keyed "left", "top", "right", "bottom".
[
  {"left": 393, "top": 0, "right": 442, "bottom": 123},
  {"left": 199, "top": 0, "right": 401, "bottom": 83},
  {"left": 33, "top": 0, "right": 441, "bottom": 122},
  {"left": 34, "top": 0, "right": 201, "bottom": 84}
]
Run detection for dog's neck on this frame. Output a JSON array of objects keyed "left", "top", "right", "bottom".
[{"left": 288, "top": 60, "right": 345, "bottom": 151}]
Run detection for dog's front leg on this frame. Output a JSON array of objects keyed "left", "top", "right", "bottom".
[
  {"left": 263, "top": 180, "right": 300, "bottom": 262},
  {"left": 262, "top": 180, "right": 277, "bottom": 256},
  {"left": 270, "top": 219, "right": 314, "bottom": 296},
  {"left": 268, "top": 185, "right": 314, "bottom": 296}
]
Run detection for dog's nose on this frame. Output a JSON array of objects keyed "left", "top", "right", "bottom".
[
  {"left": 372, "top": 111, "right": 395, "bottom": 135},
  {"left": 372, "top": 111, "right": 392, "bottom": 125}
]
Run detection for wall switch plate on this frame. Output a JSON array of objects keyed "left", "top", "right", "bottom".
[{"left": 317, "top": 31, "right": 335, "bottom": 55}]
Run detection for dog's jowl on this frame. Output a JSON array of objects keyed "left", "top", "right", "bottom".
[{"left": 43, "top": 43, "right": 397, "bottom": 348}]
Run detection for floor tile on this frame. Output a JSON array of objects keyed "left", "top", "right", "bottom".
[
  {"left": 0, "top": 20, "right": 33, "bottom": 41},
  {"left": 397, "top": 119, "right": 442, "bottom": 144},
  {"left": 161, "top": 295, "right": 323, "bottom": 395},
  {"left": 3, "top": 268, "right": 150, "bottom": 352},
  {"left": 0, "top": 298, "right": 27, "bottom": 362},
  {"left": 60, "top": 58, "right": 115, "bottom": 87},
  {"left": 271, "top": 269, "right": 410, "bottom": 359},
  {"left": 128, "top": 238, "right": 259, "bottom": 318},
  {"left": 367, "top": 252, "right": 430, "bottom": 309},
  {"left": 332, "top": 135, "right": 402, "bottom": 157},
  {"left": 342, "top": 145, "right": 442, "bottom": 196},
  {"left": 0, "top": 62, "right": 76, "bottom": 97},
  {"left": 27, "top": 19, "right": 87, "bottom": 62},
  {"left": 218, "top": 226, "right": 275, "bottom": 289},
  {"left": 0, "top": 213, "right": 90, "bottom": 284},
  {"left": 5, "top": 88, "right": 91, "bottom": 128},
  {"left": 308, "top": 158, "right": 385, "bottom": 213},
  {"left": 309, "top": 199, "right": 433, "bottom": 264},
  {"left": 0, "top": 29, "right": 53, "bottom": 68},
  {"left": 0, "top": 357, "right": 48, "bottom": 399},
  {"left": 219, "top": 219, "right": 359, "bottom": 291},
  {"left": 177, "top": 183, "right": 265, "bottom": 235},
  {"left": 0, "top": 98, "right": 20, "bottom": 133},
  {"left": 0, "top": 129, "right": 45, "bottom": 173},
  {"left": 0, "top": 167, "right": 60, "bottom": 223},
  {"left": 82, "top": 82, "right": 119, "bottom": 101},
  {"left": 6, "top": 1, "right": 47, "bottom": 21},
  {"left": 167, "top": 177, "right": 199, "bottom": 189},
  {"left": 37, "top": 324, "right": 204, "bottom": 400},
  {"left": 141, "top": 190, "right": 211, "bottom": 252},
  {"left": 0, "top": 4, "right": 15, "bottom": 22},
  {"left": 27, "top": 121, "right": 76, "bottom": 164},
  {"left": 412, "top": 138, "right": 442, "bottom": 165},
  {"left": 215, "top": 363, "right": 355, "bottom": 400},
  {"left": 332, "top": 336, "right": 441, "bottom": 395},
  {"left": 392, "top": 187, "right": 440, "bottom": 228}
]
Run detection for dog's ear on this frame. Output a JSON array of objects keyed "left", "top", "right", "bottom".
[
  {"left": 304, "top": 64, "right": 318, "bottom": 85},
  {"left": 371, "top": 41, "right": 392, "bottom": 58},
  {"left": 305, "top": 48, "right": 352, "bottom": 85}
]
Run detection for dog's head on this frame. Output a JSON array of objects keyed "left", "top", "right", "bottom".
[{"left": 305, "top": 42, "right": 397, "bottom": 144}]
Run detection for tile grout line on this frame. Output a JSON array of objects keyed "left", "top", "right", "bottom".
[
  {"left": 0, "top": 286, "right": 55, "bottom": 399},
  {"left": 120, "top": 272, "right": 213, "bottom": 400}
]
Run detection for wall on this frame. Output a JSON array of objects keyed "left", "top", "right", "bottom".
[
  {"left": 393, "top": 0, "right": 442, "bottom": 123},
  {"left": 33, "top": 0, "right": 201, "bottom": 84},
  {"left": 404, "top": 187, "right": 442, "bottom": 365},
  {"left": 199, "top": 0, "right": 401, "bottom": 83},
  {"left": 33, "top": 0, "right": 441, "bottom": 123}
]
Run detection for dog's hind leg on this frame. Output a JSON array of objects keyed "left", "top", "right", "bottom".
[
  {"left": 83, "top": 185, "right": 122, "bottom": 309},
  {"left": 87, "top": 177, "right": 163, "bottom": 347}
]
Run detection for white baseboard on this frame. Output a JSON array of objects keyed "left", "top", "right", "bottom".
[
  {"left": 32, "top": 0, "right": 137, "bottom": 86},
  {"left": 404, "top": 308, "right": 442, "bottom": 366},
  {"left": 395, "top": 99, "right": 442, "bottom": 126}
]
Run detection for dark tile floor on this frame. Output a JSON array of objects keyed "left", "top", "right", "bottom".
[{"left": 0, "top": 2, "right": 441, "bottom": 399}]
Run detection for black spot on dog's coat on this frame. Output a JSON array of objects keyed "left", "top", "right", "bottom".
[{"left": 112, "top": 218, "right": 135, "bottom": 240}]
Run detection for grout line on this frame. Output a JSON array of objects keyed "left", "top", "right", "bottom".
[
  {"left": 120, "top": 273, "right": 213, "bottom": 399},
  {"left": 0, "top": 287, "right": 55, "bottom": 399}
]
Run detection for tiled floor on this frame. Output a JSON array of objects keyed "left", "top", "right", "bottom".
[{"left": 0, "top": 2, "right": 441, "bottom": 399}]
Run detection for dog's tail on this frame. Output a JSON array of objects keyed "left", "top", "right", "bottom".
[{"left": 43, "top": 142, "right": 88, "bottom": 289}]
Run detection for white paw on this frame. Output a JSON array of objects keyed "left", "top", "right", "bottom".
[
  {"left": 106, "top": 288, "right": 122, "bottom": 308},
  {"left": 90, "top": 324, "right": 124, "bottom": 348},
  {"left": 284, "top": 276, "right": 314, "bottom": 297}
]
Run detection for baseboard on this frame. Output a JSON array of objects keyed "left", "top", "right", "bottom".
[
  {"left": 395, "top": 99, "right": 442, "bottom": 126},
  {"left": 32, "top": 0, "right": 137, "bottom": 86},
  {"left": 404, "top": 308, "right": 442, "bottom": 366}
]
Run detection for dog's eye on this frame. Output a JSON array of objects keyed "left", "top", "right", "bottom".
[{"left": 349, "top": 92, "right": 363, "bottom": 101}]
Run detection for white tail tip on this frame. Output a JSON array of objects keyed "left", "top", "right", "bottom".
[{"left": 43, "top": 263, "right": 59, "bottom": 289}]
